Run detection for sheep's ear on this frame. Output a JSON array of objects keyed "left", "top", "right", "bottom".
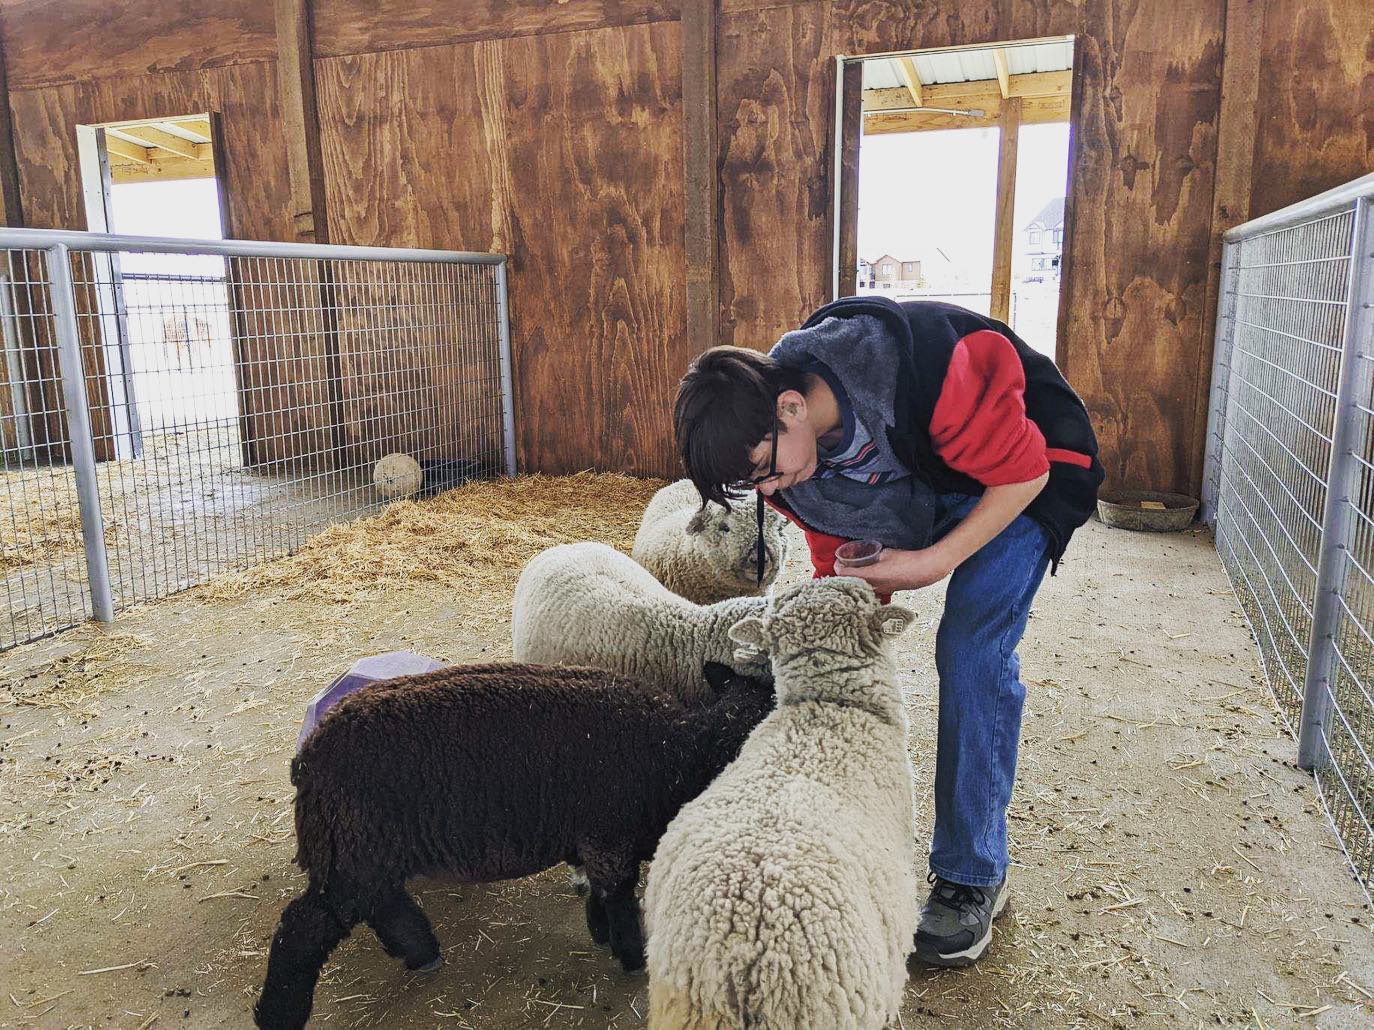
[
  {"left": 686, "top": 508, "right": 711, "bottom": 534},
  {"left": 873, "top": 604, "right": 915, "bottom": 638},
  {"left": 728, "top": 616, "right": 770, "bottom": 650},
  {"left": 701, "top": 661, "right": 735, "bottom": 692}
]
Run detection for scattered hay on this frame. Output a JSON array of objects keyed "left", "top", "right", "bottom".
[
  {"left": 0, "top": 630, "right": 147, "bottom": 712},
  {"left": 0, "top": 469, "right": 121, "bottom": 573},
  {"left": 196, "top": 472, "right": 666, "bottom": 618}
]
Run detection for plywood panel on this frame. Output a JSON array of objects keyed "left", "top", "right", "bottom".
[
  {"left": 316, "top": 46, "right": 504, "bottom": 471},
  {"left": 1057, "top": 1, "right": 1224, "bottom": 492},
  {"left": 318, "top": 23, "right": 686, "bottom": 478},
  {"left": 0, "top": 0, "right": 276, "bottom": 90},
  {"left": 314, "top": 0, "right": 679, "bottom": 59},
  {"left": 827, "top": 0, "right": 1001, "bottom": 53},
  {"left": 716, "top": 3, "right": 835, "bottom": 349},
  {"left": 1249, "top": 0, "right": 1374, "bottom": 220}
]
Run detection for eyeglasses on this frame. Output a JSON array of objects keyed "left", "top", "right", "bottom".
[
  {"left": 754, "top": 421, "right": 778, "bottom": 586},
  {"left": 736, "top": 422, "right": 780, "bottom": 489}
]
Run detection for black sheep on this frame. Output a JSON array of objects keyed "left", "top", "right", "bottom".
[{"left": 254, "top": 660, "right": 774, "bottom": 1030}]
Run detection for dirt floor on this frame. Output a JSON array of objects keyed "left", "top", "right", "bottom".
[{"left": 2, "top": 475, "right": 1372, "bottom": 1028}]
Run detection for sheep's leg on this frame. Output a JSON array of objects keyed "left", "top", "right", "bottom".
[
  {"left": 585, "top": 889, "right": 611, "bottom": 945},
  {"left": 583, "top": 852, "right": 643, "bottom": 971},
  {"left": 567, "top": 862, "right": 590, "bottom": 897},
  {"left": 367, "top": 884, "right": 442, "bottom": 972},
  {"left": 599, "top": 874, "right": 644, "bottom": 972},
  {"left": 255, "top": 886, "right": 355, "bottom": 1030}
]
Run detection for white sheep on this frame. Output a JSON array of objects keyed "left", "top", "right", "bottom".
[
  {"left": 632, "top": 480, "right": 788, "bottom": 604},
  {"left": 644, "top": 577, "right": 919, "bottom": 1030},
  {"left": 511, "top": 541, "right": 771, "bottom": 701}
]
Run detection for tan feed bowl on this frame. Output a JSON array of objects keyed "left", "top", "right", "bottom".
[{"left": 1096, "top": 491, "right": 1199, "bottom": 532}]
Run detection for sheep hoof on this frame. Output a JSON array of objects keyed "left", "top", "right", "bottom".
[
  {"left": 568, "top": 866, "right": 590, "bottom": 897},
  {"left": 410, "top": 956, "right": 444, "bottom": 974}
]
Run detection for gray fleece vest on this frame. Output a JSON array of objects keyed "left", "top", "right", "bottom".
[{"left": 769, "top": 315, "right": 938, "bottom": 550}]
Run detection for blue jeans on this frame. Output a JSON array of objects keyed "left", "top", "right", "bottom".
[{"left": 929, "top": 493, "right": 1050, "bottom": 887}]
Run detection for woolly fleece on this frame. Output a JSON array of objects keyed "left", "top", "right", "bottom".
[{"left": 644, "top": 577, "right": 919, "bottom": 1029}]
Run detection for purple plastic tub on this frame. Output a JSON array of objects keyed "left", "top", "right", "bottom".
[{"left": 297, "top": 651, "right": 446, "bottom": 751}]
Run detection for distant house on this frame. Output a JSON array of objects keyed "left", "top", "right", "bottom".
[
  {"left": 857, "top": 257, "right": 875, "bottom": 288},
  {"left": 865, "top": 253, "right": 924, "bottom": 290},
  {"left": 1022, "top": 197, "right": 1065, "bottom": 280}
]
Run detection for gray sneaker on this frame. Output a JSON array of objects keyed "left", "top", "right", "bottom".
[{"left": 913, "top": 872, "right": 1010, "bottom": 967}]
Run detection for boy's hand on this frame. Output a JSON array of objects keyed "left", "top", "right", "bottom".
[{"left": 836, "top": 546, "right": 952, "bottom": 593}]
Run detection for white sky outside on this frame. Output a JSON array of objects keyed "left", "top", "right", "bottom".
[{"left": 857, "top": 122, "right": 1071, "bottom": 285}]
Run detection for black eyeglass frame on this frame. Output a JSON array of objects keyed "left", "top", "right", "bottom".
[{"left": 754, "top": 419, "right": 778, "bottom": 586}]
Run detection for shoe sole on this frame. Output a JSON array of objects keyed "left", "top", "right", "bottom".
[{"left": 914, "top": 887, "right": 1011, "bottom": 968}]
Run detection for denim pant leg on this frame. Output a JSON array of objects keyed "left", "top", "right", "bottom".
[{"left": 929, "top": 494, "right": 1050, "bottom": 887}]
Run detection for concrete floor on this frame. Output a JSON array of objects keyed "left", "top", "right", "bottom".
[{"left": 1, "top": 481, "right": 1371, "bottom": 1028}]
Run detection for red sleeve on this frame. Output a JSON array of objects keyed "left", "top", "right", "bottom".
[{"left": 929, "top": 329, "right": 1049, "bottom": 486}]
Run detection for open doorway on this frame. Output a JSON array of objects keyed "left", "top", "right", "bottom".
[
  {"left": 834, "top": 38, "right": 1074, "bottom": 358},
  {"left": 75, "top": 116, "right": 237, "bottom": 447}
]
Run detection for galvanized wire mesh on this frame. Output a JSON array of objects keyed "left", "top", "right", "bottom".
[
  {"left": 0, "top": 233, "right": 512, "bottom": 651},
  {"left": 0, "top": 249, "right": 92, "bottom": 642},
  {"left": 1205, "top": 183, "right": 1374, "bottom": 897}
]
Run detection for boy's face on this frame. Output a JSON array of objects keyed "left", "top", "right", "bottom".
[{"left": 741, "top": 390, "right": 818, "bottom": 496}]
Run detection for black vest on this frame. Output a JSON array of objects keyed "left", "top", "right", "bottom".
[{"left": 800, "top": 296, "right": 1104, "bottom": 569}]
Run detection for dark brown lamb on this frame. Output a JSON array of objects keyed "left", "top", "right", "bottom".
[{"left": 254, "top": 660, "right": 774, "bottom": 1030}]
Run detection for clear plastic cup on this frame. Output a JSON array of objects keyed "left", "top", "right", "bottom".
[{"left": 835, "top": 539, "right": 884, "bottom": 568}]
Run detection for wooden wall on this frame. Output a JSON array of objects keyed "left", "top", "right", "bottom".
[
  {"left": 314, "top": 14, "right": 689, "bottom": 476},
  {"left": 1, "top": 0, "right": 1371, "bottom": 487}
]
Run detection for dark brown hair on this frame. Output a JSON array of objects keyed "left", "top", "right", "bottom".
[{"left": 673, "top": 346, "right": 808, "bottom": 508}]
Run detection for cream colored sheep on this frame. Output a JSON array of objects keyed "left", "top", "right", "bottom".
[
  {"left": 645, "top": 577, "right": 919, "bottom": 1030},
  {"left": 632, "top": 480, "right": 788, "bottom": 604},
  {"left": 510, "top": 541, "right": 770, "bottom": 701}
]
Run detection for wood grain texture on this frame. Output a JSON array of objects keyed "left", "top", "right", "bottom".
[
  {"left": 0, "top": 0, "right": 276, "bottom": 90},
  {"left": 989, "top": 97, "right": 1021, "bottom": 323},
  {"left": 683, "top": 0, "right": 719, "bottom": 355},
  {"left": 0, "top": 35, "right": 21, "bottom": 226},
  {"left": 274, "top": 0, "right": 330, "bottom": 244},
  {"left": 317, "top": 22, "right": 689, "bottom": 478},
  {"left": 1058, "top": 1, "right": 1224, "bottom": 492},
  {"left": 999, "top": 0, "right": 1079, "bottom": 42},
  {"left": 1248, "top": 0, "right": 1374, "bottom": 220},
  {"left": 827, "top": 0, "right": 1002, "bottom": 53},
  {"left": 835, "top": 60, "right": 862, "bottom": 299},
  {"left": 716, "top": 3, "right": 835, "bottom": 349},
  {"left": 313, "top": 0, "right": 679, "bottom": 59},
  {"left": 1188, "top": 0, "right": 1265, "bottom": 497}
]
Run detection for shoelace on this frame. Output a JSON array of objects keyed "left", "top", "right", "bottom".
[{"left": 927, "top": 871, "right": 989, "bottom": 913}]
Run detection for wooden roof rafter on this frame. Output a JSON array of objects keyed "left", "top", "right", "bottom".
[{"left": 95, "top": 114, "right": 217, "bottom": 184}]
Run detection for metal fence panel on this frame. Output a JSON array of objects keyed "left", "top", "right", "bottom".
[
  {"left": 1205, "top": 176, "right": 1374, "bottom": 897},
  {"left": 0, "top": 231, "right": 512, "bottom": 651}
]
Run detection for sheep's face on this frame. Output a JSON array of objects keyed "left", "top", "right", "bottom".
[
  {"left": 729, "top": 577, "right": 914, "bottom": 663},
  {"left": 685, "top": 502, "right": 788, "bottom": 593}
]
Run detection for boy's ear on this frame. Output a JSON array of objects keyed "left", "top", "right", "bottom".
[
  {"left": 686, "top": 508, "right": 711, "bottom": 534},
  {"left": 872, "top": 605, "right": 915, "bottom": 638},
  {"left": 728, "top": 616, "right": 770, "bottom": 650},
  {"left": 701, "top": 661, "right": 735, "bottom": 692}
]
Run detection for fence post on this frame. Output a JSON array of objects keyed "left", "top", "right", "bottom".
[
  {"left": 494, "top": 258, "right": 518, "bottom": 477},
  {"left": 1298, "top": 197, "right": 1374, "bottom": 770},
  {"left": 1201, "top": 242, "right": 1239, "bottom": 526},
  {"left": 45, "top": 244, "right": 115, "bottom": 623}
]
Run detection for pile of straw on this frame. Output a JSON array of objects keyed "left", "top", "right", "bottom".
[{"left": 198, "top": 472, "right": 666, "bottom": 617}]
